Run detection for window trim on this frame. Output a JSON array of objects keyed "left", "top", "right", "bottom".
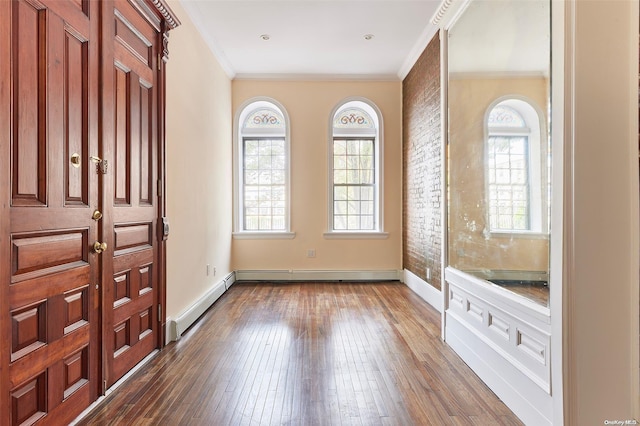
[
  {"left": 325, "top": 97, "right": 385, "bottom": 238},
  {"left": 484, "top": 96, "right": 548, "bottom": 238},
  {"left": 233, "top": 97, "right": 294, "bottom": 239}
]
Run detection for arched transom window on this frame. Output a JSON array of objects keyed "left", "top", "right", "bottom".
[
  {"left": 327, "top": 99, "right": 384, "bottom": 235},
  {"left": 486, "top": 98, "right": 546, "bottom": 233},
  {"left": 234, "top": 100, "right": 292, "bottom": 236}
]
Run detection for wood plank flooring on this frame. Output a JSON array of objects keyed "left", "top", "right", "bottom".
[{"left": 76, "top": 282, "right": 523, "bottom": 425}]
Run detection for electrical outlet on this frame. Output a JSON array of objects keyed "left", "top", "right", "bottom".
[
  {"left": 206, "top": 264, "right": 211, "bottom": 276},
  {"left": 307, "top": 249, "right": 316, "bottom": 258},
  {"left": 214, "top": 267, "right": 217, "bottom": 276},
  {"left": 426, "top": 268, "right": 432, "bottom": 281}
]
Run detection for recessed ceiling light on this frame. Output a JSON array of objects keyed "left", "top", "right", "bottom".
[
  {"left": 260, "top": 34, "right": 270, "bottom": 41},
  {"left": 364, "top": 34, "right": 374, "bottom": 41}
]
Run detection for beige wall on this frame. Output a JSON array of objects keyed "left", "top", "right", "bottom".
[
  {"left": 165, "top": 1, "right": 233, "bottom": 319},
  {"left": 231, "top": 80, "right": 402, "bottom": 272},
  {"left": 448, "top": 76, "right": 549, "bottom": 275}
]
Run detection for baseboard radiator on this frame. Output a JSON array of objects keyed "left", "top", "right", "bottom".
[{"left": 166, "top": 272, "right": 236, "bottom": 342}]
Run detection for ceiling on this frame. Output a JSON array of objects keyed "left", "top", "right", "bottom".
[{"left": 178, "top": 0, "right": 442, "bottom": 80}]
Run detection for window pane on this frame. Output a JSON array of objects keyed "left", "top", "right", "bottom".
[
  {"left": 363, "top": 171, "right": 374, "bottom": 184},
  {"left": 273, "top": 155, "right": 285, "bottom": 169},
  {"left": 334, "top": 216, "right": 347, "bottom": 230},
  {"left": 242, "top": 138, "right": 287, "bottom": 231},
  {"left": 347, "top": 186, "right": 360, "bottom": 200},
  {"left": 361, "top": 201, "right": 374, "bottom": 215},
  {"left": 347, "top": 140, "right": 360, "bottom": 155},
  {"left": 347, "top": 216, "right": 360, "bottom": 230},
  {"left": 259, "top": 155, "right": 272, "bottom": 169},
  {"left": 334, "top": 156, "right": 346, "bottom": 170},
  {"left": 495, "top": 154, "right": 510, "bottom": 168},
  {"left": 495, "top": 170, "right": 509, "bottom": 184},
  {"left": 347, "top": 155, "right": 360, "bottom": 171},
  {"left": 245, "top": 140, "right": 259, "bottom": 155},
  {"left": 247, "top": 217, "right": 260, "bottom": 230},
  {"left": 347, "top": 169, "right": 360, "bottom": 184},
  {"left": 361, "top": 186, "right": 374, "bottom": 201},
  {"left": 332, "top": 135, "right": 377, "bottom": 231},
  {"left": 271, "top": 141, "right": 285, "bottom": 156},
  {"left": 245, "top": 155, "right": 259, "bottom": 170},
  {"left": 487, "top": 135, "right": 530, "bottom": 231},
  {"left": 259, "top": 217, "right": 271, "bottom": 229},
  {"left": 272, "top": 170, "right": 285, "bottom": 185},
  {"left": 348, "top": 200, "right": 360, "bottom": 215},
  {"left": 512, "top": 170, "right": 525, "bottom": 184},
  {"left": 361, "top": 216, "right": 374, "bottom": 230},
  {"left": 360, "top": 140, "right": 373, "bottom": 155},
  {"left": 258, "top": 171, "right": 272, "bottom": 185},
  {"left": 510, "top": 138, "right": 526, "bottom": 154},
  {"left": 360, "top": 154, "right": 373, "bottom": 169},
  {"left": 245, "top": 170, "right": 259, "bottom": 184},
  {"left": 273, "top": 187, "right": 285, "bottom": 201},
  {"left": 272, "top": 216, "right": 285, "bottom": 230}
]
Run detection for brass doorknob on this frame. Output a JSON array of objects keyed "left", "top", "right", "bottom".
[
  {"left": 92, "top": 210, "right": 103, "bottom": 221},
  {"left": 93, "top": 241, "right": 107, "bottom": 254}
]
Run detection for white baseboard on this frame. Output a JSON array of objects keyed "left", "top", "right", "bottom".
[
  {"left": 403, "top": 269, "right": 442, "bottom": 312},
  {"left": 445, "top": 313, "right": 553, "bottom": 426},
  {"left": 234, "top": 269, "right": 402, "bottom": 282},
  {"left": 167, "top": 272, "right": 236, "bottom": 342}
]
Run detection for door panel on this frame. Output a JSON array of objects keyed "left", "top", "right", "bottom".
[
  {"left": 2, "top": 0, "right": 173, "bottom": 422},
  {"left": 6, "top": 0, "right": 100, "bottom": 424},
  {"left": 102, "top": 0, "right": 160, "bottom": 388}
]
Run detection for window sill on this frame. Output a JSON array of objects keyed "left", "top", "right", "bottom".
[
  {"left": 323, "top": 231, "right": 389, "bottom": 240},
  {"left": 233, "top": 231, "right": 296, "bottom": 240},
  {"left": 489, "top": 231, "right": 549, "bottom": 240}
]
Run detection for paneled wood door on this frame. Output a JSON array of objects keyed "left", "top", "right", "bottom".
[
  {"left": 2, "top": 0, "right": 101, "bottom": 424},
  {"left": 1, "top": 1, "right": 177, "bottom": 423},
  {"left": 100, "top": 0, "right": 163, "bottom": 388}
]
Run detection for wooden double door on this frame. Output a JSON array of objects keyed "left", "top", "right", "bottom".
[{"left": 0, "top": 1, "right": 176, "bottom": 424}]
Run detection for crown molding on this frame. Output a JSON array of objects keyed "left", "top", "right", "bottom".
[
  {"left": 232, "top": 73, "right": 400, "bottom": 82},
  {"left": 431, "top": 0, "right": 456, "bottom": 26}
]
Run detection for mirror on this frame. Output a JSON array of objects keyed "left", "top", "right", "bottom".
[{"left": 447, "top": 0, "right": 551, "bottom": 306}]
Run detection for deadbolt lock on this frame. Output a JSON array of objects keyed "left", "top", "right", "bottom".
[
  {"left": 90, "top": 156, "right": 108, "bottom": 174},
  {"left": 93, "top": 241, "right": 107, "bottom": 254},
  {"left": 92, "top": 210, "right": 103, "bottom": 221}
]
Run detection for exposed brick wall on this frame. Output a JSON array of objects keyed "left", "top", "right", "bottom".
[{"left": 402, "top": 34, "right": 442, "bottom": 290}]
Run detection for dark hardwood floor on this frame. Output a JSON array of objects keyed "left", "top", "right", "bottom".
[{"left": 76, "top": 282, "right": 523, "bottom": 425}]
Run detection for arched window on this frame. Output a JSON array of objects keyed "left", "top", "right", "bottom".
[
  {"left": 326, "top": 99, "right": 385, "bottom": 236},
  {"left": 486, "top": 98, "right": 546, "bottom": 233},
  {"left": 234, "top": 99, "right": 292, "bottom": 237}
]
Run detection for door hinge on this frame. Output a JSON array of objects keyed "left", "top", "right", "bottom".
[
  {"left": 157, "top": 179, "right": 162, "bottom": 197},
  {"left": 158, "top": 53, "right": 162, "bottom": 71},
  {"left": 103, "top": 380, "right": 107, "bottom": 394},
  {"left": 158, "top": 304, "right": 162, "bottom": 320}
]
